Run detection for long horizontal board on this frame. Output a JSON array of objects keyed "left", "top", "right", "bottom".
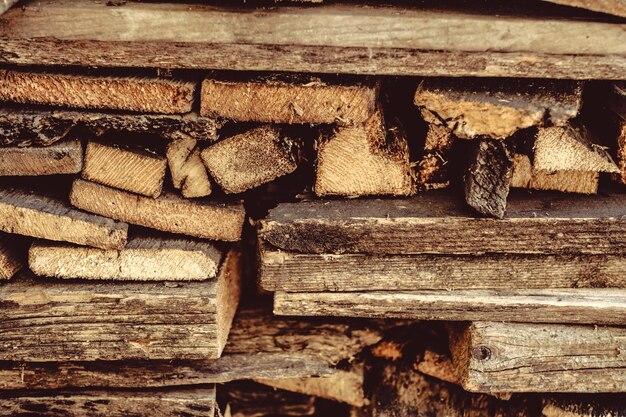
[
  {"left": 259, "top": 189, "right": 626, "bottom": 255},
  {"left": 273, "top": 289, "right": 626, "bottom": 325}
]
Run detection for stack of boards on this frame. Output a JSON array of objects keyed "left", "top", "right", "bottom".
[{"left": 0, "top": 0, "right": 625, "bottom": 415}]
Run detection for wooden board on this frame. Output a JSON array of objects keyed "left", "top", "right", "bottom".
[
  {"left": 201, "top": 126, "right": 301, "bottom": 194},
  {"left": 449, "top": 321, "right": 626, "bottom": 393},
  {"left": 0, "top": 184, "right": 128, "bottom": 250},
  {"left": 511, "top": 153, "right": 599, "bottom": 194},
  {"left": 70, "top": 179, "right": 245, "bottom": 241},
  {"left": 0, "top": 68, "right": 196, "bottom": 114},
  {"left": 259, "top": 243, "right": 626, "bottom": 292},
  {"left": 167, "top": 134, "right": 212, "bottom": 198},
  {"left": 273, "top": 289, "right": 626, "bottom": 325},
  {"left": 2, "top": 0, "right": 626, "bottom": 79},
  {"left": 540, "top": 0, "right": 626, "bottom": 17},
  {"left": 83, "top": 140, "right": 167, "bottom": 198},
  {"left": 0, "top": 233, "right": 23, "bottom": 280},
  {"left": 0, "top": 249, "right": 240, "bottom": 361},
  {"left": 0, "top": 388, "right": 216, "bottom": 417},
  {"left": 0, "top": 140, "right": 83, "bottom": 176},
  {"left": 258, "top": 189, "right": 626, "bottom": 255},
  {"left": 314, "top": 111, "right": 412, "bottom": 197},
  {"left": 413, "top": 124, "right": 454, "bottom": 191},
  {"left": 201, "top": 77, "right": 377, "bottom": 125},
  {"left": 29, "top": 234, "right": 223, "bottom": 281},
  {"left": 0, "top": 107, "right": 222, "bottom": 147}
]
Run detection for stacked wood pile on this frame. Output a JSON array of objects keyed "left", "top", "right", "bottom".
[{"left": 0, "top": 0, "right": 625, "bottom": 415}]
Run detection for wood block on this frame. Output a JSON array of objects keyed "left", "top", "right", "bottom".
[
  {"left": 0, "top": 68, "right": 196, "bottom": 113},
  {"left": 0, "top": 249, "right": 241, "bottom": 361},
  {"left": 540, "top": 0, "right": 626, "bottom": 17},
  {"left": 542, "top": 396, "right": 626, "bottom": 417},
  {"left": 314, "top": 111, "right": 412, "bottom": 197},
  {"left": 29, "top": 233, "right": 223, "bottom": 281},
  {"left": 167, "top": 135, "right": 212, "bottom": 198},
  {"left": 201, "top": 126, "right": 300, "bottom": 194},
  {"left": 260, "top": 189, "right": 626, "bottom": 255},
  {"left": 0, "top": 388, "right": 216, "bottom": 417},
  {"left": 201, "top": 77, "right": 377, "bottom": 125},
  {"left": 413, "top": 124, "right": 454, "bottom": 191},
  {"left": 0, "top": 233, "right": 23, "bottom": 280},
  {"left": 259, "top": 242, "right": 626, "bottom": 292},
  {"left": 70, "top": 179, "right": 245, "bottom": 241},
  {"left": 511, "top": 153, "right": 599, "bottom": 194},
  {"left": 414, "top": 79, "right": 582, "bottom": 139},
  {"left": 449, "top": 321, "right": 626, "bottom": 393},
  {"left": 83, "top": 140, "right": 167, "bottom": 197},
  {"left": 273, "top": 289, "right": 626, "bottom": 325},
  {"left": 0, "top": 140, "right": 83, "bottom": 176},
  {"left": 0, "top": 185, "right": 127, "bottom": 250}
]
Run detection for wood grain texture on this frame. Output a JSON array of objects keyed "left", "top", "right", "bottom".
[
  {"left": 616, "top": 121, "right": 626, "bottom": 185},
  {"left": 0, "top": 140, "right": 83, "bottom": 176},
  {"left": 540, "top": 0, "right": 626, "bottom": 17},
  {"left": 83, "top": 141, "right": 167, "bottom": 198},
  {"left": 511, "top": 153, "right": 599, "bottom": 194},
  {"left": 413, "top": 124, "right": 454, "bottom": 191},
  {"left": 0, "top": 233, "right": 23, "bottom": 280},
  {"left": 167, "top": 135, "right": 212, "bottom": 198},
  {"left": 314, "top": 111, "right": 412, "bottom": 197},
  {"left": 0, "top": 249, "right": 240, "bottom": 361},
  {"left": 201, "top": 78, "right": 377, "bottom": 125},
  {"left": 0, "top": 68, "right": 196, "bottom": 114},
  {"left": 70, "top": 179, "right": 245, "bottom": 241},
  {"left": 0, "top": 185, "right": 127, "bottom": 250},
  {"left": 201, "top": 126, "right": 300, "bottom": 194},
  {"left": 273, "top": 289, "right": 626, "bottom": 325},
  {"left": 449, "top": 321, "right": 626, "bottom": 393}
]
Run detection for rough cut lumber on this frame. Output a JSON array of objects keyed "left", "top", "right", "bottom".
[
  {"left": 201, "top": 77, "right": 377, "bottom": 125},
  {"left": 70, "top": 179, "right": 245, "bottom": 241},
  {"left": 167, "top": 134, "right": 212, "bottom": 198},
  {"left": 449, "top": 321, "right": 626, "bottom": 393},
  {"left": 83, "top": 140, "right": 167, "bottom": 198},
  {"left": 201, "top": 126, "right": 301, "bottom": 194},
  {"left": 0, "top": 107, "right": 222, "bottom": 147},
  {"left": 414, "top": 79, "right": 582, "bottom": 139},
  {"left": 0, "top": 233, "right": 23, "bottom": 280},
  {"left": 464, "top": 140, "right": 513, "bottom": 218},
  {"left": 0, "top": 140, "right": 83, "bottom": 176},
  {"left": 29, "top": 234, "right": 223, "bottom": 281},
  {"left": 273, "top": 289, "right": 626, "bottom": 325},
  {"left": 259, "top": 243, "right": 626, "bottom": 291},
  {"left": 2, "top": 0, "right": 626, "bottom": 79},
  {"left": 0, "top": 250, "right": 240, "bottom": 361},
  {"left": 542, "top": 396, "right": 626, "bottom": 417},
  {"left": 220, "top": 381, "right": 316, "bottom": 417},
  {"left": 413, "top": 124, "right": 454, "bottom": 191},
  {"left": 0, "top": 185, "right": 127, "bottom": 250},
  {"left": 0, "top": 388, "right": 216, "bottom": 417},
  {"left": 259, "top": 189, "right": 626, "bottom": 255},
  {"left": 540, "top": 0, "right": 626, "bottom": 17},
  {"left": 314, "top": 111, "right": 412, "bottom": 197}
]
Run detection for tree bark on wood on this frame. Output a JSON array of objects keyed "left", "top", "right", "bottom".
[
  {"left": 0, "top": 140, "right": 83, "bottom": 176},
  {"left": 413, "top": 124, "right": 454, "bottom": 191}
]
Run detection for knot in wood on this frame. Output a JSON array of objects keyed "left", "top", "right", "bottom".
[{"left": 471, "top": 345, "right": 492, "bottom": 361}]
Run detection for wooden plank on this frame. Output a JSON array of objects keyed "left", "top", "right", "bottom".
[
  {"left": 542, "top": 396, "right": 626, "bottom": 417},
  {"left": 273, "top": 289, "right": 626, "bottom": 325},
  {"left": 413, "top": 124, "right": 454, "bottom": 191},
  {"left": 2, "top": 1, "right": 625, "bottom": 79},
  {"left": 0, "top": 184, "right": 128, "bottom": 250},
  {"left": 70, "top": 179, "right": 245, "bottom": 241},
  {"left": 540, "top": 0, "right": 626, "bottom": 17},
  {"left": 167, "top": 134, "right": 212, "bottom": 198},
  {"left": 201, "top": 77, "right": 377, "bottom": 125},
  {"left": 314, "top": 111, "right": 412, "bottom": 197},
  {"left": 83, "top": 140, "right": 167, "bottom": 198},
  {"left": 0, "top": 249, "right": 240, "bottom": 361},
  {"left": 0, "top": 107, "right": 222, "bottom": 147},
  {"left": 201, "top": 126, "right": 301, "bottom": 194},
  {"left": 449, "top": 321, "right": 626, "bottom": 393},
  {"left": 0, "top": 388, "right": 216, "bottom": 417},
  {"left": 259, "top": 189, "right": 626, "bottom": 255},
  {"left": 0, "top": 233, "right": 24, "bottom": 280},
  {"left": 29, "top": 233, "right": 223, "bottom": 281},
  {"left": 414, "top": 78, "right": 582, "bottom": 140},
  {"left": 259, "top": 243, "right": 626, "bottom": 292},
  {"left": 0, "top": 140, "right": 83, "bottom": 176}
]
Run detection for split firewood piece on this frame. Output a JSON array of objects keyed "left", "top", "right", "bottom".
[
  {"left": 0, "top": 140, "right": 83, "bottom": 176},
  {"left": 219, "top": 381, "right": 316, "bottom": 417},
  {"left": 449, "top": 321, "right": 626, "bottom": 393},
  {"left": 29, "top": 233, "right": 224, "bottom": 281},
  {"left": 413, "top": 78, "right": 582, "bottom": 139},
  {"left": 70, "top": 179, "right": 245, "bottom": 241},
  {"left": 0, "top": 249, "right": 241, "bottom": 361},
  {"left": 413, "top": 123, "right": 455, "bottom": 191},
  {"left": 464, "top": 140, "right": 513, "bottom": 219},
  {"left": 0, "top": 233, "right": 23, "bottom": 280},
  {"left": 0, "top": 185, "right": 127, "bottom": 249},
  {"left": 314, "top": 111, "right": 412, "bottom": 197},
  {"left": 201, "top": 126, "right": 301, "bottom": 194},
  {"left": 0, "top": 388, "right": 217, "bottom": 417},
  {"left": 201, "top": 77, "right": 378, "bottom": 125},
  {"left": 0, "top": 69, "right": 196, "bottom": 113},
  {"left": 82, "top": 140, "right": 168, "bottom": 198},
  {"left": 167, "top": 134, "right": 212, "bottom": 198},
  {"left": 542, "top": 396, "right": 626, "bottom": 417}
]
